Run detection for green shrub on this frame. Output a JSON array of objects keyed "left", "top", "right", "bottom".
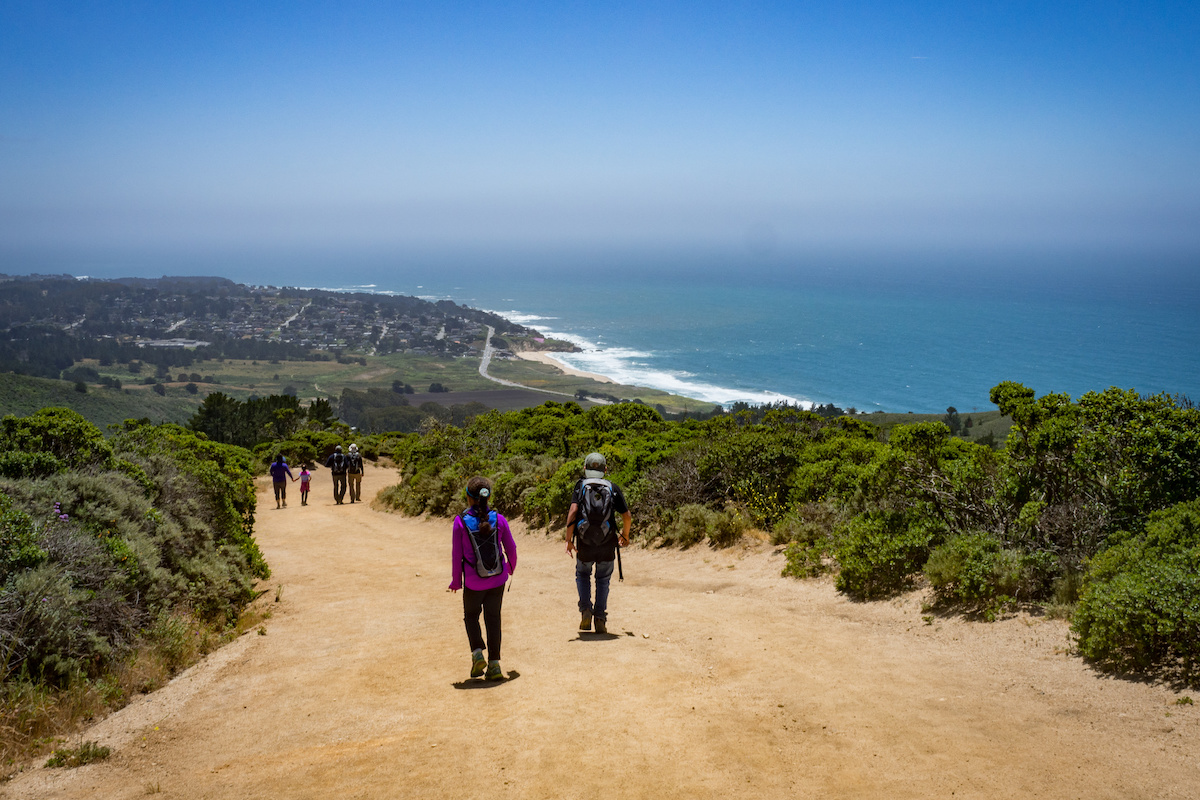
[
  {"left": 660, "top": 504, "right": 712, "bottom": 547},
  {"left": 0, "top": 495, "right": 47, "bottom": 582},
  {"left": 0, "top": 408, "right": 114, "bottom": 471},
  {"left": 924, "top": 532, "right": 1025, "bottom": 607},
  {"left": 834, "top": 513, "right": 942, "bottom": 600},
  {"left": 709, "top": 507, "right": 748, "bottom": 547},
  {"left": 45, "top": 740, "right": 110, "bottom": 768},
  {"left": 523, "top": 458, "right": 585, "bottom": 529},
  {"left": 0, "top": 451, "right": 64, "bottom": 480},
  {"left": 781, "top": 539, "right": 826, "bottom": 578},
  {"left": 1072, "top": 501, "right": 1200, "bottom": 677},
  {"left": 778, "top": 504, "right": 843, "bottom": 577}
]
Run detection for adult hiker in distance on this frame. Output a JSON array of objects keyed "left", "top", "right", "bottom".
[
  {"left": 268, "top": 453, "right": 295, "bottom": 509},
  {"left": 346, "top": 443, "right": 365, "bottom": 503},
  {"left": 448, "top": 477, "right": 517, "bottom": 681},
  {"left": 325, "top": 445, "right": 349, "bottom": 504},
  {"left": 565, "top": 452, "right": 631, "bottom": 635}
]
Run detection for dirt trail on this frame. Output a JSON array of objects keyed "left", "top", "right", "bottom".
[{"left": 6, "top": 466, "right": 1198, "bottom": 799}]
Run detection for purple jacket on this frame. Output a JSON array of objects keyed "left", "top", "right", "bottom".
[
  {"left": 449, "top": 510, "right": 517, "bottom": 592},
  {"left": 269, "top": 461, "right": 293, "bottom": 482}
]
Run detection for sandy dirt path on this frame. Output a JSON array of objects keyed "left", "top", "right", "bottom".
[{"left": 6, "top": 465, "right": 1198, "bottom": 799}]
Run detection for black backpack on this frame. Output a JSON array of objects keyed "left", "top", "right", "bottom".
[
  {"left": 575, "top": 478, "right": 615, "bottom": 547},
  {"left": 330, "top": 452, "right": 347, "bottom": 474},
  {"left": 460, "top": 509, "right": 504, "bottom": 578},
  {"left": 347, "top": 452, "right": 363, "bottom": 473}
]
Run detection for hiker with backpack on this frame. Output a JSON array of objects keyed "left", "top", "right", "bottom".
[
  {"left": 565, "top": 452, "right": 631, "bottom": 635},
  {"left": 346, "top": 443, "right": 365, "bottom": 503},
  {"left": 448, "top": 477, "right": 517, "bottom": 681},
  {"left": 324, "top": 445, "right": 349, "bottom": 504}
]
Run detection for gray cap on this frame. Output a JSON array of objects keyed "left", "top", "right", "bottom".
[
  {"left": 335, "top": 445, "right": 343, "bottom": 452},
  {"left": 584, "top": 452, "right": 606, "bottom": 478}
]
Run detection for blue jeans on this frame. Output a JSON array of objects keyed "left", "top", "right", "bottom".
[{"left": 576, "top": 559, "right": 615, "bottom": 621}]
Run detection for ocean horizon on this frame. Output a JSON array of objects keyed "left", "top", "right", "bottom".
[{"left": 33, "top": 246, "right": 1199, "bottom": 415}]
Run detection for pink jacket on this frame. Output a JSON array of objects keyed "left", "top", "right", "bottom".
[{"left": 449, "top": 510, "right": 517, "bottom": 592}]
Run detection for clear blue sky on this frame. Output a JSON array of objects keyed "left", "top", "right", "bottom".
[{"left": 2, "top": 1, "right": 1199, "bottom": 263}]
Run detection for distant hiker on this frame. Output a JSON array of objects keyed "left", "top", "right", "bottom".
[
  {"left": 565, "top": 452, "right": 631, "bottom": 634},
  {"left": 346, "top": 443, "right": 365, "bottom": 503},
  {"left": 325, "top": 445, "right": 349, "bottom": 504},
  {"left": 269, "top": 454, "right": 295, "bottom": 509},
  {"left": 298, "top": 466, "right": 311, "bottom": 506},
  {"left": 449, "top": 477, "right": 517, "bottom": 681}
]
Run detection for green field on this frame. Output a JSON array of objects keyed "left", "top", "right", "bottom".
[
  {"left": 861, "top": 409, "right": 1012, "bottom": 444},
  {"left": 0, "top": 373, "right": 202, "bottom": 429},
  {"left": 4, "top": 351, "right": 1009, "bottom": 440}
]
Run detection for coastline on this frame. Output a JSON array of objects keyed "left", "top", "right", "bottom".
[{"left": 514, "top": 350, "right": 614, "bottom": 384}]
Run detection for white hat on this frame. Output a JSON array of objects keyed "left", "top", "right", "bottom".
[
  {"left": 584, "top": 452, "right": 606, "bottom": 479},
  {"left": 349, "top": 443, "right": 358, "bottom": 452}
]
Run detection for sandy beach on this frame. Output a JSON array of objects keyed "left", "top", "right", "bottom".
[{"left": 515, "top": 350, "right": 613, "bottom": 383}]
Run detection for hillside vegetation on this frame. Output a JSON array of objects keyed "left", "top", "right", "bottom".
[
  {"left": 0, "top": 408, "right": 267, "bottom": 769},
  {"left": 381, "top": 382, "right": 1200, "bottom": 686}
]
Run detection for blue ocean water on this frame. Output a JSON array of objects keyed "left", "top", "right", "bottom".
[
  {"left": 46, "top": 246, "right": 1200, "bottom": 413},
  {"left": 313, "top": 257, "right": 1200, "bottom": 414}
]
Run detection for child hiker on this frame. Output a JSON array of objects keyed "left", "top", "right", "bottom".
[
  {"left": 448, "top": 477, "right": 516, "bottom": 680},
  {"left": 298, "top": 465, "right": 311, "bottom": 506}
]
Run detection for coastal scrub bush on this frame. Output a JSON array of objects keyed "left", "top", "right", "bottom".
[
  {"left": 777, "top": 503, "right": 845, "bottom": 577},
  {"left": 114, "top": 423, "right": 266, "bottom": 582},
  {"left": 709, "top": 506, "right": 748, "bottom": 547},
  {"left": 490, "top": 455, "right": 562, "bottom": 519},
  {"left": 0, "top": 408, "right": 114, "bottom": 471},
  {"left": 834, "top": 512, "right": 943, "bottom": 600},
  {"left": 660, "top": 504, "right": 712, "bottom": 547},
  {"left": 1072, "top": 500, "right": 1200, "bottom": 679},
  {"left": 523, "top": 458, "right": 586, "bottom": 529},
  {"left": 253, "top": 440, "right": 318, "bottom": 470},
  {"left": 0, "top": 451, "right": 64, "bottom": 480},
  {"left": 924, "top": 532, "right": 1025, "bottom": 607},
  {"left": 0, "top": 495, "right": 46, "bottom": 582}
]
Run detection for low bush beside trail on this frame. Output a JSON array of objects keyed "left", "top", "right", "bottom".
[{"left": 0, "top": 409, "right": 269, "bottom": 769}]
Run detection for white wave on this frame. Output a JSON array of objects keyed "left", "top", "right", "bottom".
[
  {"left": 524, "top": 323, "right": 810, "bottom": 409},
  {"left": 296, "top": 288, "right": 814, "bottom": 409},
  {"left": 482, "top": 309, "right": 559, "bottom": 326}
]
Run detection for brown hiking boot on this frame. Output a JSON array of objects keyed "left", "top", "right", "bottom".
[
  {"left": 595, "top": 618, "right": 607, "bottom": 634},
  {"left": 579, "top": 611, "right": 592, "bottom": 632}
]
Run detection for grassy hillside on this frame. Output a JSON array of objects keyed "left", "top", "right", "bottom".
[
  {"left": 0, "top": 373, "right": 201, "bottom": 428},
  {"left": 863, "top": 409, "right": 1012, "bottom": 445}
]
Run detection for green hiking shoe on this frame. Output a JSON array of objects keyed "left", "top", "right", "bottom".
[
  {"left": 485, "top": 661, "right": 504, "bottom": 681},
  {"left": 579, "top": 611, "right": 592, "bottom": 632},
  {"left": 470, "top": 649, "right": 486, "bottom": 678}
]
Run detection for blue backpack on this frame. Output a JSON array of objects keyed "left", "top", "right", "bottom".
[{"left": 460, "top": 509, "right": 505, "bottom": 578}]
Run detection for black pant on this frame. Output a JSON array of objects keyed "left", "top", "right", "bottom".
[
  {"left": 331, "top": 473, "right": 347, "bottom": 503},
  {"left": 462, "top": 585, "right": 505, "bottom": 662}
]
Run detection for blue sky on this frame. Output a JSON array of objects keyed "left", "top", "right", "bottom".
[{"left": 2, "top": 1, "right": 1199, "bottom": 264}]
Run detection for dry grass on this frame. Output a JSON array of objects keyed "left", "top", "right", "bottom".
[{"left": 0, "top": 601, "right": 272, "bottom": 780}]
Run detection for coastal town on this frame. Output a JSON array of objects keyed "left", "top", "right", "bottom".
[{"left": 0, "top": 274, "right": 538, "bottom": 374}]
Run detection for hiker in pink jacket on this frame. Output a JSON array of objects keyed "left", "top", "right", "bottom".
[{"left": 449, "top": 476, "right": 517, "bottom": 681}]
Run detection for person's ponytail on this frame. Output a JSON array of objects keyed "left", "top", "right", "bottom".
[{"left": 466, "top": 477, "right": 494, "bottom": 534}]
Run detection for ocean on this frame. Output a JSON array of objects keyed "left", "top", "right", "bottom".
[
  {"left": 54, "top": 246, "right": 1200, "bottom": 414},
  {"left": 290, "top": 251, "right": 1200, "bottom": 414}
]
